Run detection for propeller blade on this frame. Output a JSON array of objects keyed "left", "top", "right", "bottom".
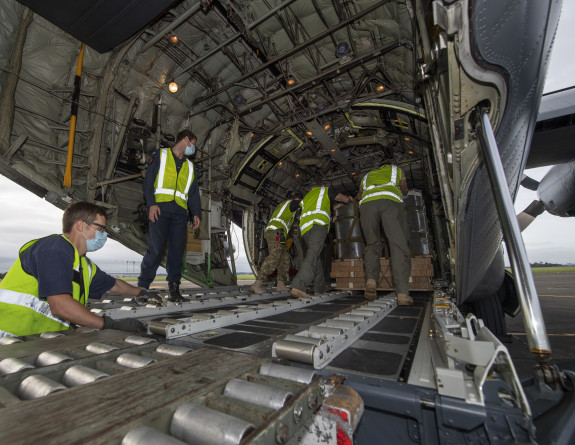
[
  {"left": 517, "top": 200, "right": 546, "bottom": 231},
  {"left": 520, "top": 174, "right": 540, "bottom": 191}
]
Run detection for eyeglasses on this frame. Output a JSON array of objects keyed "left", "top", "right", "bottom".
[{"left": 84, "top": 220, "right": 107, "bottom": 233}]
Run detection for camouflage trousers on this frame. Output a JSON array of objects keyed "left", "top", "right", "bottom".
[{"left": 257, "top": 230, "right": 290, "bottom": 282}]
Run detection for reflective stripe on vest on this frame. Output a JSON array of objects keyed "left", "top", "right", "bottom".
[
  {"left": 360, "top": 165, "right": 403, "bottom": 206},
  {"left": 266, "top": 200, "right": 297, "bottom": 235},
  {"left": 154, "top": 148, "right": 194, "bottom": 209},
  {"left": 0, "top": 235, "right": 97, "bottom": 337},
  {"left": 300, "top": 187, "right": 331, "bottom": 236}
]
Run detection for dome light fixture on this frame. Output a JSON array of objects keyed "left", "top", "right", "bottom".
[
  {"left": 168, "top": 81, "right": 179, "bottom": 93},
  {"left": 287, "top": 77, "right": 296, "bottom": 86},
  {"left": 305, "top": 130, "right": 312, "bottom": 137},
  {"left": 335, "top": 41, "right": 350, "bottom": 58},
  {"left": 169, "top": 35, "right": 179, "bottom": 46},
  {"left": 376, "top": 84, "right": 385, "bottom": 92},
  {"left": 323, "top": 123, "right": 331, "bottom": 131}
]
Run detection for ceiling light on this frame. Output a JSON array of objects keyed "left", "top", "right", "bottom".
[
  {"left": 330, "top": 149, "right": 336, "bottom": 152},
  {"left": 323, "top": 124, "right": 331, "bottom": 131},
  {"left": 335, "top": 41, "right": 350, "bottom": 58},
  {"left": 376, "top": 85, "right": 385, "bottom": 92},
  {"left": 305, "top": 131, "right": 312, "bottom": 137},
  {"left": 296, "top": 173, "right": 300, "bottom": 178},
  {"left": 233, "top": 94, "right": 246, "bottom": 105},
  {"left": 168, "top": 82, "right": 178, "bottom": 93},
  {"left": 287, "top": 77, "right": 296, "bottom": 86},
  {"left": 408, "top": 150, "right": 414, "bottom": 155},
  {"left": 169, "top": 35, "right": 179, "bottom": 46},
  {"left": 351, "top": 172, "right": 356, "bottom": 176},
  {"left": 278, "top": 162, "right": 283, "bottom": 166},
  {"left": 404, "top": 137, "right": 410, "bottom": 141}
]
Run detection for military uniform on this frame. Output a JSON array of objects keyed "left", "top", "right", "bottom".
[{"left": 359, "top": 164, "right": 411, "bottom": 297}]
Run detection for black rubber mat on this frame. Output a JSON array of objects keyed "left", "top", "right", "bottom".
[
  {"left": 204, "top": 332, "right": 269, "bottom": 348},
  {"left": 330, "top": 348, "right": 403, "bottom": 376},
  {"left": 371, "top": 317, "right": 417, "bottom": 334},
  {"left": 263, "top": 311, "right": 328, "bottom": 324},
  {"left": 360, "top": 332, "right": 410, "bottom": 344},
  {"left": 239, "top": 320, "right": 298, "bottom": 330},
  {"left": 390, "top": 306, "right": 422, "bottom": 317},
  {"left": 228, "top": 324, "right": 285, "bottom": 335},
  {"left": 309, "top": 303, "right": 357, "bottom": 313}
]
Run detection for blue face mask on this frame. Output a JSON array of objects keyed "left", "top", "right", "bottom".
[
  {"left": 185, "top": 143, "right": 195, "bottom": 156},
  {"left": 83, "top": 226, "right": 108, "bottom": 252}
]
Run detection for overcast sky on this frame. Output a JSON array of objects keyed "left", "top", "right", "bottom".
[{"left": 0, "top": 3, "right": 573, "bottom": 274}]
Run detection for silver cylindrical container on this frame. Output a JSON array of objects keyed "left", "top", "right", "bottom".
[
  {"left": 0, "top": 358, "right": 35, "bottom": 375},
  {"left": 116, "top": 354, "right": 156, "bottom": 369},
  {"left": 86, "top": 342, "right": 119, "bottom": 354},
  {"left": 17, "top": 375, "right": 66, "bottom": 400},
  {"left": 259, "top": 362, "right": 316, "bottom": 384},
  {"left": 156, "top": 344, "right": 191, "bottom": 356},
  {"left": 122, "top": 426, "right": 187, "bottom": 445},
  {"left": 170, "top": 404, "right": 254, "bottom": 445},
  {"left": 224, "top": 379, "right": 293, "bottom": 410},
  {"left": 36, "top": 351, "right": 73, "bottom": 367},
  {"left": 62, "top": 365, "right": 109, "bottom": 387},
  {"left": 333, "top": 202, "right": 364, "bottom": 259}
]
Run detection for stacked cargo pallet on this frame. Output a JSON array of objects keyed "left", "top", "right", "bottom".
[{"left": 331, "top": 256, "right": 434, "bottom": 291}]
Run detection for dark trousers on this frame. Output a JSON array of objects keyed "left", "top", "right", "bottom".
[
  {"left": 292, "top": 225, "right": 328, "bottom": 293},
  {"left": 360, "top": 199, "right": 411, "bottom": 294},
  {"left": 138, "top": 210, "right": 187, "bottom": 287}
]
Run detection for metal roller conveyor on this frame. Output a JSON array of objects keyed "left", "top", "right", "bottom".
[
  {"left": 86, "top": 342, "right": 120, "bottom": 354},
  {"left": 90, "top": 288, "right": 291, "bottom": 320},
  {"left": 116, "top": 354, "right": 156, "bottom": 369},
  {"left": 223, "top": 379, "right": 293, "bottom": 410},
  {"left": 0, "top": 337, "right": 23, "bottom": 345},
  {"left": 62, "top": 365, "right": 109, "bottom": 387},
  {"left": 272, "top": 340, "right": 316, "bottom": 364},
  {"left": 273, "top": 296, "right": 397, "bottom": 368},
  {"left": 170, "top": 404, "right": 255, "bottom": 445},
  {"left": 124, "top": 335, "right": 157, "bottom": 345},
  {"left": 308, "top": 326, "right": 343, "bottom": 337},
  {"left": 284, "top": 334, "right": 324, "bottom": 346},
  {"left": 259, "top": 362, "right": 317, "bottom": 384},
  {"left": 158, "top": 292, "right": 349, "bottom": 339},
  {"left": 155, "top": 345, "right": 192, "bottom": 356},
  {"left": 0, "top": 358, "right": 35, "bottom": 375},
  {"left": 36, "top": 351, "right": 73, "bottom": 366},
  {"left": 40, "top": 332, "right": 64, "bottom": 339},
  {"left": 122, "top": 426, "right": 187, "bottom": 445},
  {"left": 17, "top": 375, "right": 67, "bottom": 400}
]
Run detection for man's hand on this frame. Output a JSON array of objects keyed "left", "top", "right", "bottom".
[
  {"left": 148, "top": 205, "right": 161, "bottom": 222},
  {"left": 102, "top": 316, "right": 146, "bottom": 332},
  {"left": 193, "top": 215, "right": 200, "bottom": 229},
  {"left": 137, "top": 288, "right": 164, "bottom": 306}
]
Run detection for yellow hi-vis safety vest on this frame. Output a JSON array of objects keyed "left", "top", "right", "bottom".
[
  {"left": 0, "top": 235, "right": 97, "bottom": 338},
  {"left": 299, "top": 187, "right": 331, "bottom": 236},
  {"left": 265, "top": 200, "right": 298, "bottom": 236},
  {"left": 359, "top": 164, "right": 403, "bottom": 206},
  {"left": 153, "top": 148, "right": 194, "bottom": 210}
]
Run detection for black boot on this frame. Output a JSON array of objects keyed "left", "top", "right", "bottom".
[{"left": 168, "top": 282, "right": 185, "bottom": 303}]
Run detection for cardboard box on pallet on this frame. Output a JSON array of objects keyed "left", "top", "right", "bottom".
[{"left": 186, "top": 227, "right": 203, "bottom": 253}]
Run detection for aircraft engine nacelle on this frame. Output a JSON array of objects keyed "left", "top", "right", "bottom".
[{"left": 537, "top": 159, "right": 575, "bottom": 217}]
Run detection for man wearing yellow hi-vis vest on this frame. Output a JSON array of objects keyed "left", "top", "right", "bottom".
[
  {"left": 250, "top": 192, "right": 303, "bottom": 294},
  {"left": 138, "top": 129, "right": 201, "bottom": 302},
  {"left": 290, "top": 185, "right": 353, "bottom": 298},
  {"left": 0, "top": 202, "right": 148, "bottom": 338},
  {"left": 357, "top": 163, "right": 412, "bottom": 305}
]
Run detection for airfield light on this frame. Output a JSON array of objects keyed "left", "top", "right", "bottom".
[{"left": 168, "top": 82, "right": 179, "bottom": 93}]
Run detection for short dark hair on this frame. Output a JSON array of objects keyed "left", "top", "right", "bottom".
[
  {"left": 63, "top": 201, "right": 107, "bottom": 233},
  {"left": 176, "top": 129, "right": 197, "bottom": 144}
]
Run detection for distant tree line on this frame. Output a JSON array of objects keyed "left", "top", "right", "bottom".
[{"left": 530, "top": 261, "right": 564, "bottom": 267}]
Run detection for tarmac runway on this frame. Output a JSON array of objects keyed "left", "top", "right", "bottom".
[{"left": 505, "top": 272, "right": 575, "bottom": 378}]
